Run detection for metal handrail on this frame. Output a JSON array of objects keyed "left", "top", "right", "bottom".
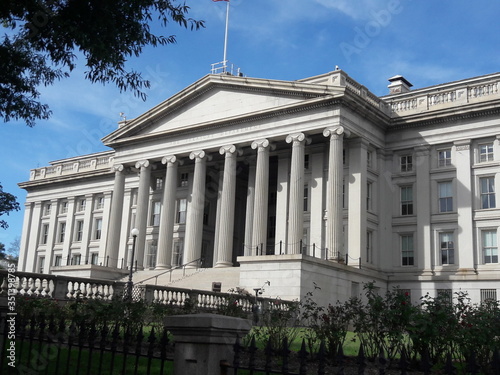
[{"left": 137, "top": 258, "right": 203, "bottom": 286}]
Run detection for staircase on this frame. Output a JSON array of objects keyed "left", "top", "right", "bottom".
[{"left": 123, "top": 267, "right": 242, "bottom": 293}]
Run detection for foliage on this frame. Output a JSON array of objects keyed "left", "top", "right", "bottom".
[
  {"left": 0, "top": 0, "right": 204, "bottom": 126},
  {"left": 0, "top": 183, "right": 20, "bottom": 229},
  {"left": 217, "top": 287, "right": 251, "bottom": 318}
]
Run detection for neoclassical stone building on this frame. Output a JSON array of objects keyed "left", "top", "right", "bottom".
[{"left": 17, "top": 69, "right": 500, "bottom": 304}]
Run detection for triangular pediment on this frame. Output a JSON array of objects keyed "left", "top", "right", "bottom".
[{"left": 102, "top": 74, "right": 342, "bottom": 147}]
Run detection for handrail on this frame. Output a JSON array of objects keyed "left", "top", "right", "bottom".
[{"left": 137, "top": 258, "right": 203, "bottom": 286}]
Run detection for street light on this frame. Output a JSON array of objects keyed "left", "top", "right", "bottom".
[{"left": 127, "top": 228, "right": 139, "bottom": 301}]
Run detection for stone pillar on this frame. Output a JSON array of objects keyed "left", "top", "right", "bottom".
[
  {"left": 156, "top": 156, "right": 182, "bottom": 269},
  {"left": 134, "top": 160, "right": 152, "bottom": 269},
  {"left": 105, "top": 164, "right": 126, "bottom": 268},
  {"left": 323, "top": 126, "right": 350, "bottom": 260},
  {"left": 243, "top": 161, "right": 256, "bottom": 256},
  {"left": 415, "top": 146, "right": 431, "bottom": 272},
  {"left": 454, "top": 140, "right": 474, "bottom": 270},
  {"left": 286, "top": 133, "right": 309, "bottom": 254},
  {"left": 18, "top": 202, "right": 34, "bottom": 272},
  {"left": 216, "top": 145, "right": 242, "bottom": 267},
  {"left": 251, "top": 139, "right": 273, "bottom": 255},
  {"left": 165, "top": 314, "right": 252, "bottom": 375},
  {"left": 184, "top": 150, "right": 209, "bottom": 266}
]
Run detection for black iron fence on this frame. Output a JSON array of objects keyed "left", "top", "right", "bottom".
[
  {"left": 0, "top": 314, "right": 173, "bottom": 375},
  {"left": 221, "top": 336, "right": 500, "bottom": 375}
]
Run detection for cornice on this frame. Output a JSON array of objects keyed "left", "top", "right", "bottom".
[{"left": 18, "top": 168, "right": 115, "bottom": 191}]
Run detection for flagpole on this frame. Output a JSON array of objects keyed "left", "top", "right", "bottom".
[{"left": 223, "top": 0, "right": 230, "bottom": 72}]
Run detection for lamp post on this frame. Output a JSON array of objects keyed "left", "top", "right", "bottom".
[{"left": 127, "top": 228, "right": 139, "bottom": 301}]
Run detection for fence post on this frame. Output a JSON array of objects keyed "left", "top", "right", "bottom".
[{"left": 165, "top": 313, "right": 252, "bottom": 375}]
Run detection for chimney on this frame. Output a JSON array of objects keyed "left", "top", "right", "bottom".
[{"left": 387, "top": 75, "right": 413, "bottom": 95}]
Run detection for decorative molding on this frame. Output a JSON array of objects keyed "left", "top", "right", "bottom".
[
  {"left": 219, "top": 145, "right": 242, "bottom": 156},
  {"left": 323, "top": 126, "right": 351, "bottom": 139},
  {"left": 135, "top": 160, "right": 150, "bottom": 169}
]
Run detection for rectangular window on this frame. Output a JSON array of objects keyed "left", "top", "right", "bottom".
[
  {"left": 366, "top": 230, "right": 373, "bottom": 263},
  {"left": 71, "top": 254, "right": 81, "bottom": 266},
  {"left": 367, "top": 151, "right": 372, "bottom": 168},
  {"left": 400, "top": 155, "right": 412, "bottom": 172},
  {"left": 304, "top": 154, "right": 310, "bottom": 170},
  {"left": 60, "top": 201, "right": 68, "bottom": 214},
  {"left": 151, "top": 201, "right": 161, "bottom": 226},
  {"left": 91, "top": 253, "right": 99, "bottom": 265},
  {"left": 479, "top": 143, "right": 494, "bottom": 162},
  {"left": 176, "top": 199, "right": 187, "bottom": 224},
  {"left": 401, "top": 186, "right": 414, "bottom": 215},
  {"left": 58, "top": 222, "right": 66, "bottom": 243},
  {"left": 78, "top": 198, "right": 86, "bottom": 212},
  {"left": 38, "top": 256, "right": 45, "bottom": 273},
  {"left": 482, "top": 230, "right": 498, "bottom": 264},
  {"left": 480, "top": 289, "right": 497, "bottom": 303},
  {"left": 95, "top": 196, "right": 105, "bottom": 210},
  {"left": 94, "top": 218, "right": 102, "bottom": 240},
  {"left": 303, "top": 185, "right": 309, "bottom": 212},
  {"left": 54, "top": 255, "right": 62, "bottom": 267},
  {"left": 155, "top": 177, "right": 163, "bottom": 190},
  {"left": 401, "top": 234, "right": 414, "bottom": 266},
  {"left": 40, "top": 224, "right": 49, "bottom": 244},
  {"left": 179, "top": 173, "right": 189, "bottom": 187},
  {"left": 438, "top": 149, "right": 452, "bottom": 167},
  {"left": 75, "top": 220, "right": 84, "bottom": 241},
  {"left": 367, "top": 182, "right": 372, "bottom": 211},
  {"left": 437, "top": 289, "right": 452, "bottom": 304},
  {"left": 44, "top": 203, "right": 52, "bottom": 216},
  {"left": 480, "top": 177, "right": 496, "bottom": 209},
  {"left": 147, "top": 241, "right": 158, "bottom": 268},
  {"left": 440, "top": 232, "right": 455, "bottom": 265},
  {"left": 438, "top": 181, "right": 453, "bottom": 212},
  {"left": 172, "top": 239, "right": 184, "bottom": 267}
]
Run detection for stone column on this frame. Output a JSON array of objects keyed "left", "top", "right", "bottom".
[
  {"left": 216, "top": 145, "right": 242, "bottom": 267},
  {"left": 184, "top": 150, "right": 209, "bottom": 266},
  {"left": 156, "top": 156, "right": 182, "bottom": 269},
  {"left": 286, "top": 133, "right": 309, "bottom": 254},
  {"left": 134, "top": 159, "right": 152, "bottom": 269},
  {"left": 105, "top": 164, "right": 126, "bottom": 268},
  {"left": 251, "top": 139, "right": 273, "bottom": 255},
  {"left": 243, "top": 161, "right": 256, "bottom": 256},
  {"left": 323, "top": 126, "right": 350, "bottom": 260},
  {"left": 415, "top": 146, "right": 431, "bottom": 272}
]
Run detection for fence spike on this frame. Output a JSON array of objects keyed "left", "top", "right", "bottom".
[
  {"left": 317, "top": 341, "right": 326, "bottom": 375},
  {"left": 265, "top": 338, "right": 273, "bottom": 373},
  {"left": 246, "top": 335, "right": 256, "bottom": 370},
  {"left": 444, "top": 352, "right": 456, "bottom": 375},
  {"left": 282, "top": 337, "right": 290, "bottom": 374},
  {"left": 492, "top": 349, "right": 500, "bottom": 375},
  {"left": 466, "top": 351, "right": 480, "bottom": 374},
  {"left": 356, "top": 343, "right": 366, "bottom": 375},
  {"left": 378, "top": 347, "right": 387, "bottom": 375},
  {"left": 299, "top": 339, "right": 308, "bottom": 375},
  {"left": 399, "top": 347, "right": 408, "bottom": 375},
  {"left": 420, "top": 349, "right": 432, "bottom": 375}
]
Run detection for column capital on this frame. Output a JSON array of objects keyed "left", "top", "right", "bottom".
[
  {"left": 162, "top": 155, "right": 184, "bottom": 165},
  {"left": 219, "top": 144, "right": 243, "bottom": 156},
  {"left": 189, "top": 150, "right": 212, "bottom": 161},
  {"left": 251, "top": 138, "right": 275, "bottom": 151},
  {"left": 286, "top": 132, "right": 311, "bottom": 145},
  {"left": 323, "top": 126, "right": 351, "bottom": 139},
  {"left": 135, "top": 159, "right": 150, "bottom": 169},
  {"left": 111, "top": 164, "right": 124, "bottom": 173}
]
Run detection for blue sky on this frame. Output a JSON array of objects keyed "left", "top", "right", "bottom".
[{"left": 1, "top": 0, "right": 500, "bottom": 248}]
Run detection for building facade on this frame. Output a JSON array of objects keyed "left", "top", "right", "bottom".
[{"left": 17, "top": 69, "right": 500, "bottom": 304}]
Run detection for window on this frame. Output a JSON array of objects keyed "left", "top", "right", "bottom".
[
  {"left": 94, "top": 218, "right": 102, "bottom": 240},
  {"left": 304, "top": 154, "right": 310, "bottom": 170},
  {"left": 437, "top": 149, "right": 452, "bottom": 167},
  {"left": 479, "top": 143, "right": 494, "bottom": 162},
  {"left": 40, "top": 224, "right": 49, "bottom": 244},
  {"left": 147, "top": 241, "right": 158, "bottom": 268},
  {"left": 367, "top": 151, "right": 372, "bottom": 168},
  {"left": 90, "top": 253, "right": 99, "bottom": 265},
  {"left": 44, "top": 203, "right": 52, "bottom": 216},
  {"left": 176, "top": 199, "right": 187, "bottom": 224},
  {"left": 60, "top": 200, "right": 68, "bottom": 214},
  {"left": 480, "top": 177, "right": 496, "bottom": 209},
  {"left": 54, "top": 255, "right": 62, "bottom": 267},
  {"left": 482, "top": 230, "right": 498, "bottom": 264},
  {"left": 75, "top": 220, "right": 84, "bottom": 241},
  {"left": 179, "top": 173, "right": 189, "bottom": 187},
  {"left": 58, "top": 222, "right": 66, "bottom": 243},
  {"left": 438, "top": 181, "right": 453, "bottom": 213},
  {"left": 400, "top": 155, "right": 412, "bottom": 172},
  {"left": 440, "top": 232, "right": 455, "bottom": 265},
  {"left": 303, "top": 185, "right": 309, "bottom": 212},
  {"left": 155, "top": 177, "right": 163, "bottom": 190},
  {"left": 401, "top": 234, "right": 414, "bottom": 266},
  {"left": 71, "top": 254, "right": 81, "bottom": 265},
  {"left": 437, "top": 289, "right": 452, "bottom": 304},
  {"left": 401, "top": 186, "right": 413, "bottom": 215},
  {"left": 366, "top": 231, "right": 373, "bottom": 263},
  {"left": 95, "top": 195, "right": 105, "bottom": 210},
  {"left": 151, "top": 201, "right": 161, "bottom": 226},
  {"left": 366, "top": 182, "right": 372, "bottom": 211},
  {"left": 77, "top": 198, "right": 86, "bottom": 212},
  {"left": 172, "top": 239, "right": 184, "bottom": 266},
  {"left": 480, "top": 289, "right": 497, "bottom": 303},
  {"left": 38, "top": 256, "right": 45, "bottom": 273}
]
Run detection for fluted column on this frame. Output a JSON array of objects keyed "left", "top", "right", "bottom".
[
  {"left": 156, "top": 156, "right": 182, "bottom": 269},
  {"left": 251, "top": 139, "right": 273, "bottom": 255},
  {"left": 215, "top": 145, "right": 242, "bottom": 267},
  {"left": 105, "top": 164, "right": 126, "bottom": 268},
  {"left": 244, "top": 161, "right": 256, "bottom": 256},
  {"left": 286, "top": 133, "right": 310, "bottom": 254},
  {"left": 134, "top": 160, "right": 151, "bottom": 269},
  {"left": 184, "top": 150, "right": 210, "bottom": 266},
  {"left": 323, "top": 126, "right": 350, "bottom": 260}
]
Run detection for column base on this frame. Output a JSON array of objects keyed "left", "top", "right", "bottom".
[
  {"left": 214, "top": 261, "right": 233, "bottom": 268},
  {"left": 155, "top": 264, "right": 172, "bottom": 270}
]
